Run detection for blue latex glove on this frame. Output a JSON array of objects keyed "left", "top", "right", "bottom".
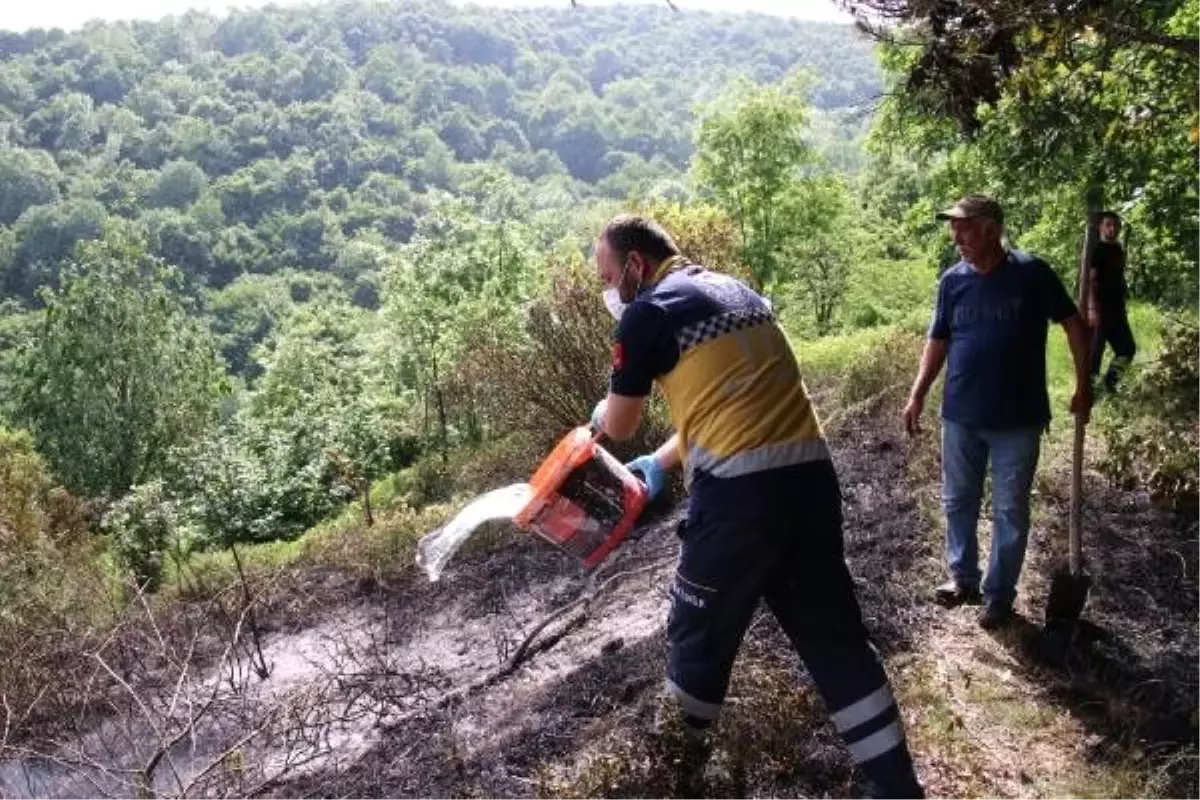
[
  {"left": 590, "top": 398, "right": 608, "bottom": 432},
  {"left": 625, "top": 454, "right": 665, "bottom": 500}
]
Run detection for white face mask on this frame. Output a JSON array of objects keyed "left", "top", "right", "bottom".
[
  {"left": 602, "top": 287, "right": 626, "bottom": 320},
  {"left": 602, "top": 257, "right": 634, "bottom": 320}
]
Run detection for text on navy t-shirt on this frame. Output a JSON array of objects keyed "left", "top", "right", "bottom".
[{"left": 929, "top": 250, "right": 1077, "bottom": 429}]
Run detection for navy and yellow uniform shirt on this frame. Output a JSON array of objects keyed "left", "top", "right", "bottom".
[{"left": 610, "top": 257, "right": 830, "bottom": 513}]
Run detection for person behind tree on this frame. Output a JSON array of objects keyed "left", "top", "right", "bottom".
[
  {"left": 1088, "top": 210, "right": 1137, "bottom": 393},
  {"left": 590, "top": 213, "right": 924, "bottom": 798}
]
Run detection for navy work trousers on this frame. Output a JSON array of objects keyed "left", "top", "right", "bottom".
[{"left": 665, "top": 460, "right": 919, "bottom": 791}]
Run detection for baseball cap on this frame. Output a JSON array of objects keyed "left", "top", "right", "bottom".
[{"left": 936, "top": 195, "right": 1004, "bottom": 226}]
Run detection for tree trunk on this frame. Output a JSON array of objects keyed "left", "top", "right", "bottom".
[
  {"left": 362, "top": 481, "right": 374, "bottom": 527},
  {"left": 1069, "top": 180, "right": 1104, "bottom": 577},
  {"left": 230, "top": 542, "right": 270, "bottom": 680},
  {"left": 432, "top": 357, "right": 449, "bottom": 467},
  {"left": 465, "top": 382, "right": 481, "bottom": 443}
]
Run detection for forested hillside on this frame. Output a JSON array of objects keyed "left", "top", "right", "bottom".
[
  {"left": 0, "top": 1, "right": 876, "bottom": 306},
  {"left": 0, "top": 0, "right": 1195, "bottom": 796},
  {"left": 0, "top": 1, "right": 888, "bottom": 559}
]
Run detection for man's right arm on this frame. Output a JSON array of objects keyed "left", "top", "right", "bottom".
[
  {"left": 905, "top": 276, "right": 951, "bottom": 437},
  {"left": 603, "top": 302, "right": 676, "bottom": 440},
  {"left": 904, "top": 338, "right": 948, "bottom": 437}
]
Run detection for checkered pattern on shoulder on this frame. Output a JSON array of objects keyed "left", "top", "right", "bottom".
[{"left": 676, "top": 308, "right": 775, "bottom": 354}]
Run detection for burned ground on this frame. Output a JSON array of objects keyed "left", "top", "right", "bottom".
[{"left": 2, "top": 403, "right": 1195, "bottom": 798}]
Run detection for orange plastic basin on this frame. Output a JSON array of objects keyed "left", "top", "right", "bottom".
[{"left": 514, "top": 426, "right": 648, "bottom": 569}]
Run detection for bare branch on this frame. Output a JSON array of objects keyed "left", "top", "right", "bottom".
[
  {"left": 90, "top": 651, "right": 165, "bottom": 745},
  {"left": 1093, "top": 19, "right": 1199, "bottom": 56},
  {"left": 179, "top": 712, "right": 277, "bottom": 797}
]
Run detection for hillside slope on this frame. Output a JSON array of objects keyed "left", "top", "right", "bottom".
[{"left": 4, "top": 398, "right": 1193, "bottom": 798}]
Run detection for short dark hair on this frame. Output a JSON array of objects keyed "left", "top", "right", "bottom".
[
  {"left": 1099, "top": 210, "right": 1122, "bottom": 225},
  {"left": 601, "top": 214, "right": 680, "bottom": 263}
]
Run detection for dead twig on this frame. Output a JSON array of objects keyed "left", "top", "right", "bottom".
[
  {"left": 179, "top": 712, "right": 277, "bottom": 796},
  {"left": 505, "top": 558, "right": 668, "bottom": 669}
]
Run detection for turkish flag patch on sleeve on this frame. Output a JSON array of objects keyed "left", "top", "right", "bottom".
[{"left": 611, "top": 341, "right": 624, "bottom": 371}]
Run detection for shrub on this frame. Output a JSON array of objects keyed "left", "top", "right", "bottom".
[
  {"left": 1098, "top": 317, "right": 1199, "bottom": 510},
  {"left": 635, "top": 199, "right": 755, "bottom": 287},
  {"left": 464, "top": 253, "right": 672, "bottom": 461},
  {"left": 0, "top": 427, "right": 111, "bottom": 725},
  {"left": 834, "top": 329, "right": 925, "bottom": 413},
  {"left": 102, "top": 480, "right": 195, "bottom": 592}
]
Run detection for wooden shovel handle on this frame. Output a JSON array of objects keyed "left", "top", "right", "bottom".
[
  {"left": 1069, "top": 416, "right": 1085, "bottom": 575},
  {"left": 1070, "top": 206, "right": 1099, "bottom": 577}
]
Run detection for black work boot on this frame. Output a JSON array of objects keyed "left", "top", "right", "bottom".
[
  {"left": 860, "top": 746, "right": 925, "bottom": 799},
  {"left": 863, "top": 774, "right": 926, "bottom": 799},
  {"left": 978, "top": 602, "right": 1014, "bottom": 630}
]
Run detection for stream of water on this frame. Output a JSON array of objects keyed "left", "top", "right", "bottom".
[{"left": 415, "top": 483, "right": 533, "bottom": 581}]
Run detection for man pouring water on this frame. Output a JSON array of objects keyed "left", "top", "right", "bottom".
[{"left": 589, "top": 214, "right": 924, "bottom": 798}]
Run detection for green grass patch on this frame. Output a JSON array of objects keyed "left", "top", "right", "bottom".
[
  {"left": 841, "top": 256, "right": 939, "bottom": 331},
  {"left": 783, "top": 318, "right": 929, "bottom": 434},
  {"left": 1044, "top": 301, "right": 1164, "bottom": 444},
  {"left": 792, "top": 324, "right": 902, "bottom": 383}
]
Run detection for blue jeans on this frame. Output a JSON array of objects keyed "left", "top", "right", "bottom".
[{"left": 941, "top": 420, "right": 1042, "bottom": 608}]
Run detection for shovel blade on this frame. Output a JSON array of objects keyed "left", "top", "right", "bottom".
[{"left": 1045, "top": 563, "right": 1091, "bottom": 636}]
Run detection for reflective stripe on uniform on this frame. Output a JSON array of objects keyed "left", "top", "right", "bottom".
[
  {"left": 831, "top": 684, "right": 895, "bottom": 733},
  {"left": 846, "top": 720, "right": 905, "bottom": 763},
  {"left": 688, "top": 437, "right": 831, "bottom": 479}
]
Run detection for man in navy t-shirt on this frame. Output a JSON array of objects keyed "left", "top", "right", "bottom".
[{"left": 902, "top": 195, "right": 1093, "bottom": 630}]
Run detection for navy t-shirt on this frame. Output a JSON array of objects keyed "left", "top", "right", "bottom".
[
  {"left": 930, "top": 251, "right": 1077, "bottom": 429},
  {"left": 1092, "top": 240, "right": 1128, "bottom": 311}
]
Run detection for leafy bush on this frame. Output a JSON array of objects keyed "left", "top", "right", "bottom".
[
  {"left": 102, "top": 480, "right": 196, "bottom": 592},
  {"left": 1099, "top": 318, "right": 1199, "bottom": 510},
  {"left": 464, "top": 253, "right": 672, "bottom": 461},
  {"left": 635, "top": 200, "right": 752, "bottom": 285},
  {"left": 0, "top": 427, "right": 111, "bottom": 721}
]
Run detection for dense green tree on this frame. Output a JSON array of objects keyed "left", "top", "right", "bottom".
[
  {"left": 693, "top": 78, "right": 816, "bottom": 297},
  {"left": 5, "top": 200, "right": 107, "bottom": 299},
  {"left": 24, "top": 91, "right": 98, "bottom": 152},
  {"left": 0, "top": 2, "right": 883, "bottom": 311},
  {"left": 0, "top": 147, "right": 62, "bottom": 226},
  {"left": 383, "top": 187, "right": 533, "bottom": 453},
  {"left": 138, "top": 208, "right": 215, "bottom": 281},
  {"left": 146, "top": 158, "right": 207, "bottom": 209},
  {"left": 785, "top": 175, "right": 859, "bottom": 334},
  {"left": 16, "top": 229, "right": 225, "bottom": 497},
  {"left": 219, "top": 297, "right": 412, "bottom": 534},
  {"left": 863, "top": 0, "right": 1197, "bottom": 303}
]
